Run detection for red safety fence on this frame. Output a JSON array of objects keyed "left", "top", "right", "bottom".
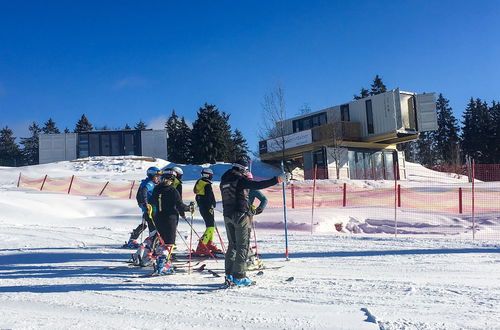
[
  {"left": 18, "top": 173, "right": 140, "bottom": 200},
  {"left": 16, "top": 163, "right": 500, "bottom": 240}
]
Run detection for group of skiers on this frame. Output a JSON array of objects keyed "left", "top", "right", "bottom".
[{"left": 125, "top": 159, "right": 288, "bottom": 286}]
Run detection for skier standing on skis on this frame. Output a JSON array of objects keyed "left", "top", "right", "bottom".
[
  {"left": 125, "top": 166, "right": 162, "bottom": 249},
  {"left": 193, "top": 168, "right": 223, "bottom": 256},
  {"left": 149, "top": 169, "right": 194, "bottom": 275},
  {"left": 220, "top": 159, "right": 288, "bottom": 286}
]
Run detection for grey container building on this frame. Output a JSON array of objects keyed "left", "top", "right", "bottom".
[{"left": 39, "top": 129, "right": 168, "bottom": 164}]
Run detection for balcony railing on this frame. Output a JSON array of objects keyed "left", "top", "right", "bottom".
[{"left": 259, "top": 121, "right": 361, "bottom": 156}]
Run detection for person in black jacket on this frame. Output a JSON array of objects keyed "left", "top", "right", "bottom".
[
  {"left": 149, "top": 169, "right": 193, "bottom": 275},
  {"left": 194, "top": 168, "right": 222, "bottom": 255},
  {"left": 220, "top": 159, "right": 288, "bottom": 286}
]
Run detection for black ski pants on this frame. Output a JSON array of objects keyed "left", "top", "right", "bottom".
[
  {"left": 155, "top": 213, "right": 179, "bottom": 245},
  {"left": 130, "top": 212, "right": 156, "bottom": 240}
]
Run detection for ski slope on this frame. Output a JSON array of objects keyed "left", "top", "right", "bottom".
[{"left": 0, "top": 157, "right": 499, "bottom": 329}]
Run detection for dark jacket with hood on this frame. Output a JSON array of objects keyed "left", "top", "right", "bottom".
[{"left": 220, "top": 168, "right": 278, "bottom": 218}]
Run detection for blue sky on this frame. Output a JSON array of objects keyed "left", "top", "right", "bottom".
[{"left": 1, "top": 0, "right": 499, "bottom": 152}]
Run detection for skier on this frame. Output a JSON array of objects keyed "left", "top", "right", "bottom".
[
  {"left": 193, "top": 168, "right": 223, "bottom": 256},
  {"left": 165, "top": 166, "right": 184, "bottom": 198},
  {"left": 149, "top": 169, "right": 194, "bottom": 275},
  {"left": 124, "top": 166, "right": 162, "bottom": 249},
  {"left": 220, "top": 159, "right": 288, "bottom": 286},
  {"left": 245, "top": 171, "right": 268, "bottom": 270}
]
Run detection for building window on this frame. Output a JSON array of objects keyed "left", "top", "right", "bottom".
[
  {"left": 340, "top": 104, "right": 350, "bottom": 121},
  {"left": 293, "top": 112, "right": 327, "bottom": 132},
  {"left": 365, "top": 100, "right": 374, "bottom": 134},
  {"left": 77, "top": 130, "right": 143, "bottom": 158}
]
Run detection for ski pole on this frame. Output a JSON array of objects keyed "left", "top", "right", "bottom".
[
  {"left": 214, "top": 225, "right": 226, "bottom": 254},
  {"left": 180, "top": 216, "right": 218, "bottom": 261},
  {"left": 251, "top": 217, "right": 259, "bottom": 260},
  {"left": 189, "top": 210, "right": 193, "bottom": 274}
]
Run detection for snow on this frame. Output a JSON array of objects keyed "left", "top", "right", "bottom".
[{"left": 0, "top": 157, "right": 499, "bottom": 329}]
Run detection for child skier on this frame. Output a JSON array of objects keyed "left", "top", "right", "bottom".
[
  {"left": 193, "top": 168, "right": 223, "bottom": 256},
  {"left": 149, "top": 169, "right": 194, "bottom": 275},
  {"left": 124, "top": 166, "right": 162, "bottom": 249}
]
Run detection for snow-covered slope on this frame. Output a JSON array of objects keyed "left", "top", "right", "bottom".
[{"left": 0, "top": 157, "right": 499, "bottom": 329}]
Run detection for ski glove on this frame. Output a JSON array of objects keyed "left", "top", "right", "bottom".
[
  {"left": 188, "top": 201, "right": 195, "bottom": 214},
  {"left": 277, "top": 172, "right": 291, "bottom": 184},
  {"left": 255, "top": 206, "right": 263, "bottom": 215}
]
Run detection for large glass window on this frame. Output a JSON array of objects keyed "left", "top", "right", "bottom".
[
  {"left": 348, "top": 149, "right": 395, "bottom": 180},
  {"left": 293, "top": 112, "right": 327, "bottom": 132},
  {"left": 340, "top": 104, "right": 350, "bottom": 121},
  {"left": 124, "top": 133, "right": 135, "bottom": 155},
  {"left": 78, "top": 134, "right": 89, "bottom": 157},
  {"left": 110, "top": 134, "right": 120, "bottom": 156},
  {"left": 89, "top": 134, "right": 100, "bottom": 156},
  {"left": 101, "top": 134, "right": 110, "bottom": 156},
  {"left": 365, "top": 100, "right": 374, "bottom": 134}
]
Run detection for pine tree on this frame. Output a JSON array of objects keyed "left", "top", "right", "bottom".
[
  {"left": 191, "top": 103, "right": 233, "bottom": 164},
  {"left": 434, "top": 94, "right": 461, "bottom": 165},
  {"left": 461, "top": 98, "right": 492, "bottom": 163},
  {"left": 230, "top": 129, "right": 249, "bottom": 162},
  {"left": 490, "top": 101, "right": 500, "bottom": 163},
  {"left": 74, "top": 114, "right": 93, "bottom": 133},
  {"left": 124, "top": 124, "right": 131, "bottom": 130},
  {"left": 20, "top": 122, "right": 41, "bottom": 165},
  {"left": 415, "top": 131, "right": 436, "bottom": 166},
  {"left": 398, "top": 141, "right": 418, "bottom": 163},
  {"left": 370, "top": 75, "right": 387, "bottom": 95},
  {"left": 42, "top": 118, "right": 60, "bottom": 134},
  {"left": 134, "top": 120, "right": 147, "bottom": 130},
  {"left": 165, "top": 110, "right": 183, "bottom": 162},
  {"left": 64, "top": 128, "right": 70, "bottom": 133},
  {"left": 177, "top": 117, "right": 192, "bottom": 163},
  {"left": 0, "top": 126, "right": 21, "bottom": 166},
  {"left": 353, "top": 88, "right": 370, "bottom": 100}
]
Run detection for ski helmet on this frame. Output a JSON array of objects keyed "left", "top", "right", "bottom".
[
  {"left": 161, "top": 169, "right": 176, "bottom": 183},
  {"left": 146, "top": 166, "right": 161, "bottom": 178},
  {"left": 172, "top": 166, "right": 183, "bottom": 179},
  {"left": 201, "top": 168, "right": 214, "bottom": 180},
  {"left": 232, "top": 159, "right": 248, "bottom": 172}
]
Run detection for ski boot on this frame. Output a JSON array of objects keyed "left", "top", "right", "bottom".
[
  {"left": 232, "top": 277, "right": 255, "bottom": 286},
  {"left": 194, "top": 240, "right": 212, "bottom": 256},
  {"left": 125, "top": 239, "right": 140, "bottom": 249},
  {"left": 156, "top": 256, "right": 174, "bottom": 275}
]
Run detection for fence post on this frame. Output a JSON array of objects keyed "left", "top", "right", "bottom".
[
  {"left": 342, "top": 183, "right": 346, "bottom": 207},
  {"left": 129, "top": 180, "right": 136, "bottom": 199},
  {"left": 311, "top": 165, "right": 318, "bottom": 235},
  {"left": 472, "top": 160, "right": 475, "bottom": 239},
  {"left": 458, "top": 187, "right": 462, "bottom": 214},
  {"left": 17, "top": 172, "right": 21, "bottom": 187},
  {"left": 291, "top": 183, "right": 295, "bottom": 209},
  {"left": 397, "top": 184, "right": 401, "bottom": 207},
  {"left": 99, "top": 181, "right": 110, "bottom": 196},
  {"left": 40, "top": 175, "right": 48, "bottom": 191},
  {"left": 67, "top": 175, "right": 75, "bottom": 194}
]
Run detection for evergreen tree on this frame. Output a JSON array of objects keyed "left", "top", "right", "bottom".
[
  {"left": 165, "top": 110, "right": 183, "bottom": 162},
  {"left": 230, "top": 129, "right": 249, "bottom": 162},
  {"left": 124, "top": 124, "right": 131, "bottom": 130},
  {"left": 20, "top": 122, "right": 41, "bottom": 165},
  {"left": 134, "top": 120, "right": 147, "bottom": 130},
  {"left": 0, "top": 126, "right": 21, "bottom": 166},
  {"left": 415, "top": 131, "right": 436, "bottom": 166},
  {"left": 74, "top": 114, "right": 93, "bottom": 133},
  {"left": 177, "top": 117, "right": 192, "bottom": 163},
  {"left": 461, "top": 98, "right": 493, "bottom": 163},
  {"left": 42, "top": 118, "right": 60, "bottom": 134},
  {"left": 370, "top": 75, "right": 387, "bottom": 95},
  {"left": 434, "top": 94, "right": 461, "bottom": 165},
  {"left": 191, "top": 103, "right": 233, "bottom": 164},
  {"left": 490, "top": 101, "right": 500, "bottom": 163},
  {"left": 64, "top": 128, "right": 70, "bottom": 133},
  {"left": 353, "top": 88, "right": 370, "bottom": 100},
  {"left": 398, "top": 141, "right": 418, "bottom": 163}
]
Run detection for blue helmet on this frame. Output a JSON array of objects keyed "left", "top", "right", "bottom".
[{"left": 146, "top": 166, "right": 161, "bottom": 178}]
